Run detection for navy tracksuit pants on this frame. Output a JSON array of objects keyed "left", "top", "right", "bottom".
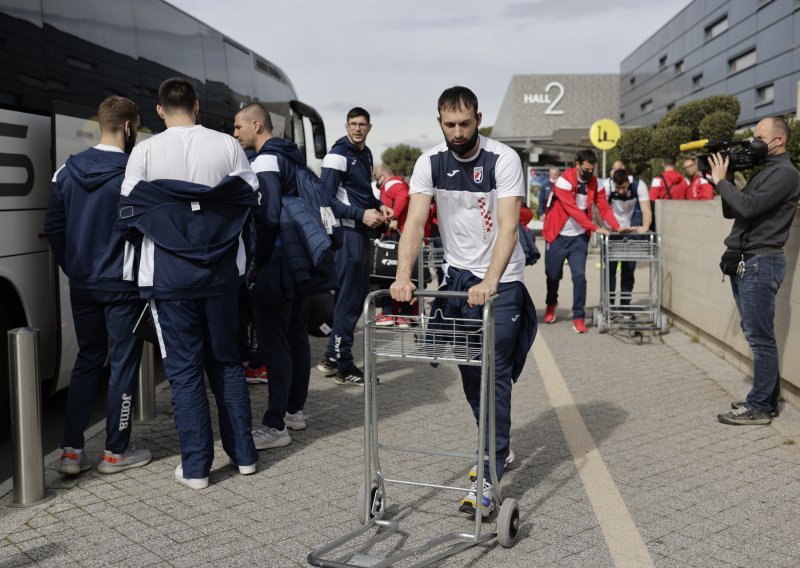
[
  {"left": 438, "top": 277, "right": 528, "bottom": 483},
  {"left": 325, "top": 228, "right": 371, "bottom": 372},
  {"left": 545, "top": 234, "right": 589, "bottom": 319},
  {"left": 254, "top": 294, "right": 311, "bottom": 430},
  {"left": 61, "top": 288, "right": 143, "bottom": 454},
  {"left": 150, "top": 293, "right": 257, "bottom": 478}
]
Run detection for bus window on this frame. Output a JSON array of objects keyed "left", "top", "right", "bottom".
[{"left": 224, "top": 40, "right": 253, "bottom": 107}]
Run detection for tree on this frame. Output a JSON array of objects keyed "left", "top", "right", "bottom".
[
  {"left": 380, "top": 144, "right": 422, "bottom": 178},
  {"left": 617, "top": 127, "right": 652, "bottom": 170},
  {"left": 479, "top": 126, "right": 493, "bottom": 137}
]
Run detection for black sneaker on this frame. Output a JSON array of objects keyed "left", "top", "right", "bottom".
[
  {"left": 731, "top": 401, "right": 779, "bottom": 417},
  {"left": 334, "top": 367, "right": 379, "bottom": 386},
  {"left": 718, "top": 405, "right": 772, "bottom": 425},
  {"left": 317, "top": 357, "right": 337, "bottom": 377}
]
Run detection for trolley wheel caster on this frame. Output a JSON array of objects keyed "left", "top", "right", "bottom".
[
  {"left": 497, "top": 498, "right": 520, "bottom": 548},
  {"left": 592, "top": 308, "right": 600, "bottom": 327},
  {"left": 597, "top": 313, "right": 607, "bottom": 334},
  {"left": 660, "top": 314, "right": 670, "bottom": 335},
  {"left": 357, "top": 480, "right": 379, "bottom": 524}
]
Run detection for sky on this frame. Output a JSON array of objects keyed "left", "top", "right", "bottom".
[{"left": 170, "top": 0, "right": 691, "bottom": 163}]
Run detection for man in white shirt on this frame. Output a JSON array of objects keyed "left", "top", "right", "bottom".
[
  {"left": 124, "top": 78, "right": 258, "bottom": 489},
  {"left": 601, "top": 169, "right": 652, "bottom": 313},
  {"left": 390, "top": 86, "right": 536, "bottom": 517}
]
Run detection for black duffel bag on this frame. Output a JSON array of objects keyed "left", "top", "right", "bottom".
[{"left": 370, "top": 232, "right": 430, "bottom": 284}]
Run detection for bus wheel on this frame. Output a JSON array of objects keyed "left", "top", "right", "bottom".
[{"left": 0, "top": 302, "right": 11, "bottom": 436}]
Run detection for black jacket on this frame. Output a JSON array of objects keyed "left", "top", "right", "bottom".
[{"left": 719, "top": 153, "right": 800, "bottom": 255}]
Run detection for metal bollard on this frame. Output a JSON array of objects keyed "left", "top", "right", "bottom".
[
  {"left": 134, "top": 342, "right": 156, "bottom": 421},
  {"left": 8, "top": 328, "right": 46, "bottom": 506}
]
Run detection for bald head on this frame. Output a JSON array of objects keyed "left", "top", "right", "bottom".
[
  {"left": 374, "top": 164, "right": 395, "bottom": 186},
  {"left": 233, "top": 103, "right": 273, "bottom": 151},
  {"left": 755, "top": 116, "right": 790, "bottom": 156}
]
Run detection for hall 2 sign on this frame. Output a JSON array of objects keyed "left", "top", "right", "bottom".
[{"left": 522, "top": 82, "right": 565, "bottom": 116}]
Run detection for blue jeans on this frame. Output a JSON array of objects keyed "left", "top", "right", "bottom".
[
  {"left": 730, "top": 253, "right": 786, "bottom": 412},
  {"left": 545, "top": 234, "right": 588, "bottom": 319}
]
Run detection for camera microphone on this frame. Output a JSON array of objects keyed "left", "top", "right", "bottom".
[{"left": 679, "top": 139, "right": 709, "bottom": 152}]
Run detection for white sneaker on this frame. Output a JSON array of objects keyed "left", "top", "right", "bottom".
[
  {"left": 57, "top": 447, "right": 93, "bottom": 476},
  {"left": 468, "top": 449, "right": 515, "bottom": 481},
  {"left": 284, "top": 410, "right": 306, "bottom": 431},
  {"left": 96, "top": 448, "right": 152, "bottom": 474},
  {"left": 252, "top": 425, "right": 291, "bottom": 450},
  {"left": 237, "top": 463, "right": 256, "bottom": 475},
  {"left": 174, "top": 464, "right": 209, "bottom": 489},
  {"left": 458, "top": 479, "right": 495, "bottom": 517}
]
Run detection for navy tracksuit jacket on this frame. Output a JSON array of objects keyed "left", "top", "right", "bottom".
[
  {"left": 249, "top": 137, "right": 317, "bottom": 430},
  {"left": 119, "top": 172, "right": 260, "bottom": 477},
  {"left": 321, "top": 136, "right": 383, "bottom": 372},
  {"left": 44, "top": 146, "right": 142, "bottom": 454}
]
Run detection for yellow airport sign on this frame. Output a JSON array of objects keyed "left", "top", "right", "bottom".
[{"left": 589, "top": 119, "right": 620, "bottom": 151}]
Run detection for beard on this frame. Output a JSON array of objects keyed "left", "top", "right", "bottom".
[
  {"left": 124, "top": 132, "right": 137, "bottom": 154},
  {"left": 446, "top": 128, "right": 479, "bottom": 157}
]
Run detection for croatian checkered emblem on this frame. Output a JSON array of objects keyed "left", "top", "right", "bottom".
[{"left": 473, "top": 166, "right": 483, "bottom": 183}]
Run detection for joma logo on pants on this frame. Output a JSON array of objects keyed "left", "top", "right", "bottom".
[{"left": 119, "top": 393, "right": 132, "bottom": 431}]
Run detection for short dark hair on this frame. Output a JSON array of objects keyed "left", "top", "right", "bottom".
[
  {"left": 438, "top": 86, "right": 479, "bottom": 116},
  {"left": 97, "top": 96, "right": 139, "bottom": 134},
  {"left": 347, "top": 107, "right": 370, "bottom": 123},
  {"left": 612, "top": 169, "right": 629, "bottom": 186},
  {"left": 770, "top": 116, "right": 791, "bottom": 145},
  {"left": 158, "top": 77, "right": 197, "bottom": 114},
  {"left": 662, "top": 157, "right": 676, "bottom": 167},
  {"left": 575, "top": 149, "right": 597, "bottom": 165},
  {"left": 239, "top": 102, "right": 273, "bottom": 132}
]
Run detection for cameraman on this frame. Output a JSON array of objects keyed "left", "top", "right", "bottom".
[{"left": 710, "top": 117, "right": 800, "bottom": 425}]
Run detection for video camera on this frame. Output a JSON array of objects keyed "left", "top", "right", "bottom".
[{"left": 679, "top": 138, "right": 768, "bottom": 173}]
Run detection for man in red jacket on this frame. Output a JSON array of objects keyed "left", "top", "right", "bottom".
[
  {"left": 542, "top": 149, "right": 619, "bottom": 333},
  {"left": 649, "top": 157, "right": 689, "bottom": 201},
  {"left": 374, "top": 164, "right": 413, "bottom": 326},
  {"left": 683, "top": 157, "right": 714, "bottom": 200}
]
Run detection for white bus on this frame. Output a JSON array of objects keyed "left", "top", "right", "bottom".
[{"left": 0, "top": 0, "right": 327, "bottom": 429}]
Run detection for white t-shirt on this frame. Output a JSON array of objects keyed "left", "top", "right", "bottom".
[
  {"left": 409, "top": 136, "right": 525, "bottom": 283},
  {"left": 125, "top": 125, "right": 250, "bottom": 184},
  {"left": 600, "top": 176, "right": 649, "bottom": 228},
  {"left": 123, "top": 125, "right": 253, "bottom": 286}
]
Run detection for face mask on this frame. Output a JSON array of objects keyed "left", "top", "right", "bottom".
[
  {"left": 746, "top": 137, "right": 769, "bottom": 160},
  {"left": 447, "top": 128, "right": 479, "bottom": 158},
  {"left": 577, "top": 168, "right": 593, "bottom": 182}
]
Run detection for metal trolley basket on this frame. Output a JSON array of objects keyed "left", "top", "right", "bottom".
[
  {"left": 308, "top": 290, "right": 520, "bottom": 568},
  {"left": 592, "top": 232, "right": 669, "bottom": 338}
]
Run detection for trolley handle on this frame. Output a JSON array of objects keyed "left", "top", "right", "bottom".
[{"left": 366, "top": 289, "right": 498, "bottom": 302}]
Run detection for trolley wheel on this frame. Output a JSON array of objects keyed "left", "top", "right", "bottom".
[
  {"left": 597, "top": 313, "right": 607, "bottom": 334},
  {"left": 660, "top": 314, "right": 670, "bottom": 335},
  {"left": 497, "top": 498, "right": 520, "bottom": 548},
  {"left": 357, "top": 480, "right": 379, "bottom": 525}
]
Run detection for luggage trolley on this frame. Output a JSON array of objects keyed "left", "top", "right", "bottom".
[
  {"left": 307, "top": 290, "right": 520, "bottom": 568},
  {"left": 593, "top": 232, "right": 669, "bottom": 338},
  {"left": 370, "top": 241, "right": 433, "bottom": 321}
]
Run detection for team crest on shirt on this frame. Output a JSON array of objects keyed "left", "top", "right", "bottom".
[{"left": 473, "top": 166, "right": 483, "bottom": 183}]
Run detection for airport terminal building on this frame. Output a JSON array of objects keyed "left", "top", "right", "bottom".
[{"left": 620, "top": 0, "right": 800, "bottom": 129}]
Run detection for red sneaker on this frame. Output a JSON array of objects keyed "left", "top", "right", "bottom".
[
  {"left": 572, "top": 319, "right": 588, "bottom": 334},
  {"left": 245, "top": 364, "right": 268, "bottom": 384},
  {"left": 396, "top": 317, "right": 411, "bottom": 329},
  {"left": 375, "top": 314, "right": 395, "bottom": 327},
  {"left": 544, "top": 304, "right": 557, "bottom": 324}
]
